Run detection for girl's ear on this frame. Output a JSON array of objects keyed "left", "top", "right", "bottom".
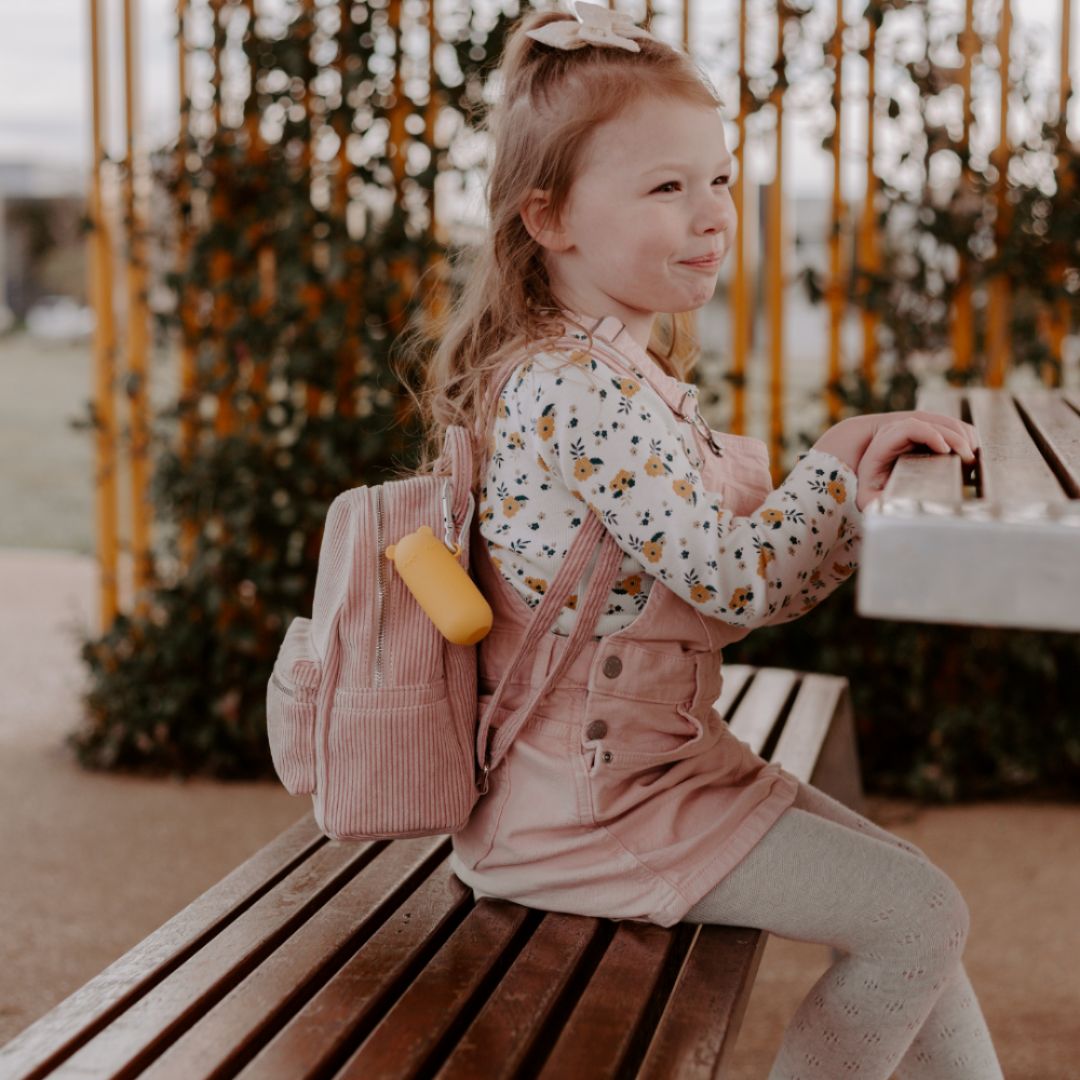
[{"left": 520, "top": 188, "right": 571, "bottom": 252}]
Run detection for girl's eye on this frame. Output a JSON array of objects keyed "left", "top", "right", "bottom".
[{"left": 653, "top": 176, "right": 731, "bottom": 194}]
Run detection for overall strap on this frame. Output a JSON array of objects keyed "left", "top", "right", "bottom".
[
  {"left": 470, "top": 339, "right": 626, "bottom": 791},
  {"left": 474, "top": 513, "right": 624, "bottom": 788}
]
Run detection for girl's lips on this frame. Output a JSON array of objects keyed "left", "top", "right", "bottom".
[{"left": 680, "top": 255, "right": 721, "bottom": 270}]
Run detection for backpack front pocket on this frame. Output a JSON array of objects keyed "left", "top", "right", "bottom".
[
  {"left": 266, "top": 616, "right": 322, "bottom": 794},
  {"left": 316, "top": 678, "right": 477, "bottom": 840}
]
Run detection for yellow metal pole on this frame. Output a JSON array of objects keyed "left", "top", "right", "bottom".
[
  {"left": 177, "top": 0, "right": 198, "bottom": 569},
  {"left": 209, "top": 0, "right": 236, "bottom": 437},
  {"left": 730, "top": 0, "right": 748, "bottom": 436},
  {"left": 423, "top": 0, "right": 450, "bottom": 339},
  {"left": 299, "top": 0, "right": 325, "bottom": 423},
  {"left": 123, "top": 0, "right": 153, "bottom": 610},
  {"left": 986, "top": 0, "right": 1012, "bottom": 388},
  {"left": 858, "top": 13, "right": 879, "bottom": 393},
  {"left": 333, "top": 0, "right": 360, "bottom": 420},
  {"left": 767, "top": 3, "right": 786, "bottom": 483},
  {"left": 950, "top": 0, "right": 975, "bottom": 379},
  {"left": 826, "top": 1, "right": 846, "bottom": 426},
  {"left": 682, "top": 0, "right": 697, "bottom": 346},
  {"left": 88, "top": 0, "right": 121, "bottom": 628},
  {"left": 88, "top": 0, "right": 120, "bottom": 631},
  {"left": 1044, "top": 0, "right": 1073, "bottom": 386}
]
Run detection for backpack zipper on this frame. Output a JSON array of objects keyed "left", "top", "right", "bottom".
[{"left": 374, "top": 485, "right": 386, "bottom": 688}]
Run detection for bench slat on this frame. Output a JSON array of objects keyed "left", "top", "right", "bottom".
[
  {"left": 714, "top": 663, "right": 754, "bottom": 718},
  {"left": 1014, "top": 390, "right": 1080, "bottom": 498},
  {"left": 967, "top": 387, "right": 1067, "bottom": 505},
  {"left": 637, "top": 924, "right": 768, "bottom": 1080},
  {"left": 0, "top": 814, "right": 327, "bottom": 1079},
  {"left": 771, "top": 673, "right": 848, "bottom": 783},
  {"left": 536, "top": 922, "right": 684, "bottom": 1079},
  {"left": 236, "top": 856, "right": 470, "bottom": 1079},
  {"left": 136, "top": 835, "right": 448, "bottom": 1080},
  {"left": 727, "top": 668, "right": 798, "bottom": 753},
  {"left": 48, "top": 837, "right": 378, "bottom": 1078},
  {"left": 333, "top": 898, "right": 531, "bottom": 1077},
  {"left": 434, "top": 913, "right": 604, "bottom": 1079}
]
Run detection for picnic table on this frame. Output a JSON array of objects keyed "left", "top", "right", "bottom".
[{"left": 856, "top": 386, "right": 1080, "bottom": 632}]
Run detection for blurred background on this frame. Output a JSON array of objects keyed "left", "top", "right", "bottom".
[{"left": 0, "top": 0, "right": 1077, "bottom": 1075}]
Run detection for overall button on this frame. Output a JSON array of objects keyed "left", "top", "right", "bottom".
[
  {"left": 601, "top": 751, "right": 614, "bottom": 763},
  {"left": 585, "top": 720, "right": 608, "bottom": 740},
  {"left": 602, "top": 655, "right": 622, "bottom": 678}
]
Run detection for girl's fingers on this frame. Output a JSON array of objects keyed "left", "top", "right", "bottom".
[
  {"left": 894, "top": 411, "right": 979, "bottom": 453},
  {"left": 877, "top": 419, "right": 974, "bottom": 462},
  {"left": 910, "top": 411, "right": 980, "bottom": 453}
]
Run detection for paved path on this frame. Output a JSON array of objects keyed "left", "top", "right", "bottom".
[{"left": 0, "top": 547, "right": 1077, "bottom": 1077}]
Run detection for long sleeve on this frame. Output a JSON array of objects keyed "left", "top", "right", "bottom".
[{"left": 503, "top": 349, "right": 863, "bottom": 631}]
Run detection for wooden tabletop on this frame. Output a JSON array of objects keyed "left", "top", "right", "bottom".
[{"left": 855, "top": 386, "right": 1080, "bottom": 632}]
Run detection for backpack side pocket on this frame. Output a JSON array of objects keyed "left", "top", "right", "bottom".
[{"left": 266, "top": 616, "right": 321, "bottom": 794}]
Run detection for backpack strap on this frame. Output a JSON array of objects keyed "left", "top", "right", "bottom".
[
  {"left": 432, "top": 425, "right": 474, "bottom": 542},
  {"left": 474, "top": 512, "right": 624, "bottom": 789}
]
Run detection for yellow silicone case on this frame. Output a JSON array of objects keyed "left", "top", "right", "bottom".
[{"left": 385, "top": 525, "right": 494, "bottom": 645}]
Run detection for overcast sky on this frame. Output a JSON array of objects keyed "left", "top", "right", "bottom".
[{"left": 1, "top": 0, "right": 1075, "bottom": 200}]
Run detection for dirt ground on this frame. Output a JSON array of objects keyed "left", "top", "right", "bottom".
[{"left": 0, "top": 546, "right": 1078, "bottom": 1077}]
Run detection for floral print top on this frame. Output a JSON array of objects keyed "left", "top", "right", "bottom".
[{"left": 478, "top": 346, "right": 864, "bottom": 637}]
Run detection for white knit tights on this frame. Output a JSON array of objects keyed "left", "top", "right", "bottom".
[{"left": 682, "top": 781, "right": 1004, "bottom": 1080}]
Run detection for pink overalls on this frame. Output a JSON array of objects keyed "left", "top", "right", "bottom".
[{"left": 448, "top": 315, "right": 801, "bottom": 928}]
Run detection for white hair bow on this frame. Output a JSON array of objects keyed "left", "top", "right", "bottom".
[{"left": 525, "top": 2, "right": 655, "bottom": 54}]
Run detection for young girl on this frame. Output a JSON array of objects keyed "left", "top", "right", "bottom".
[{"left": 405, "top": 4, "right": 1001, "bottom": 1077}]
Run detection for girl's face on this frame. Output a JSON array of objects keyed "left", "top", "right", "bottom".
[{"left": 522, "top": 96, "right": 736, "bottom": 350}]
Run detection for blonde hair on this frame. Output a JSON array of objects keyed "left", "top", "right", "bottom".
[{"left": 393, "top": 5, "right": 725, "bottom": 492}]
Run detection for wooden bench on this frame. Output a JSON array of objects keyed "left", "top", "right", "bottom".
[{"left": 1, "top": 663, "right": 864, "bottom": 1079}]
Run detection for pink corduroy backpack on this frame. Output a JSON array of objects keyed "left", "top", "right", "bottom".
[{"left": 265, "top": 342, "right": 624, "bottom": 841}]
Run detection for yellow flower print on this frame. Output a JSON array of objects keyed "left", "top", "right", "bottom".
[
  {"left": 479, "top": 505, "right": 494, "bottom": 524},
  {"left": 827, "top": 478, "right": 847, "bottom": 503},
  {"left": 759, "top": 508, "right": 784, "bottom": 527},
  {"left": 569, "top": 349, "right": 591, "bottom": 366},
  {"left": 689, "top": 583, "right": 712, "bottom": 604},
  {"left": 536, "top": 412, "right": 555, "bottom": 441},
  {"left": 497, "top": 399, "right": 509, "bottom": 419},
  {"left": 524, "top": 576, "right": 548, "bottom": 595},
  {"left": 564, "top": 593, "right": 578, "bottom": 610},
  {"left": 729, "top": 586, "right": 754, "bottom": 610},
  {"left": 574, "top": 458, "right": 598, "bottom": 481},
  {"left": 641, "top": 536, "right": 665, "bottom": 564},
  {"left": 610, "top": 468, "right": 636, "bottom": 497},
  {"left": 507, "top": 431, "right": 525, "bottom": 449},
  {"left": 618, "top": 574, "right": 643, "bottom": 596},
  {"left": 644, "top": 455, "right": 665, "bottom": 476},
  {"left": 672, "top": 478, "right": 694, "bottom": 502},
  {"left": 502, "top": 496, "right": 524, "bottom": 518},
  {"left": 832, "top": 561, "right": 856, "bottom": 576},
  {"left": 536, "top": 453, "right": 550, "bottom": 473},
  {"left": 757, "top": 547, "right": 775, "bottom": 577},
  {"left": 618, "top": 377, "right": 640, "bottom": 397}
]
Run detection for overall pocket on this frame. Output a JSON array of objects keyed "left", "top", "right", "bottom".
[{"left": 266, "top": 616, "right": 321, "bottom": 795}]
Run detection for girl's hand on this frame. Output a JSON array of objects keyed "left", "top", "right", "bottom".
[
  {"left": 812, "top": 412, "right": 979, "bottom": 475},
  {"left": 854, "top": 417, "right": 978, "bottom": 512}
]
